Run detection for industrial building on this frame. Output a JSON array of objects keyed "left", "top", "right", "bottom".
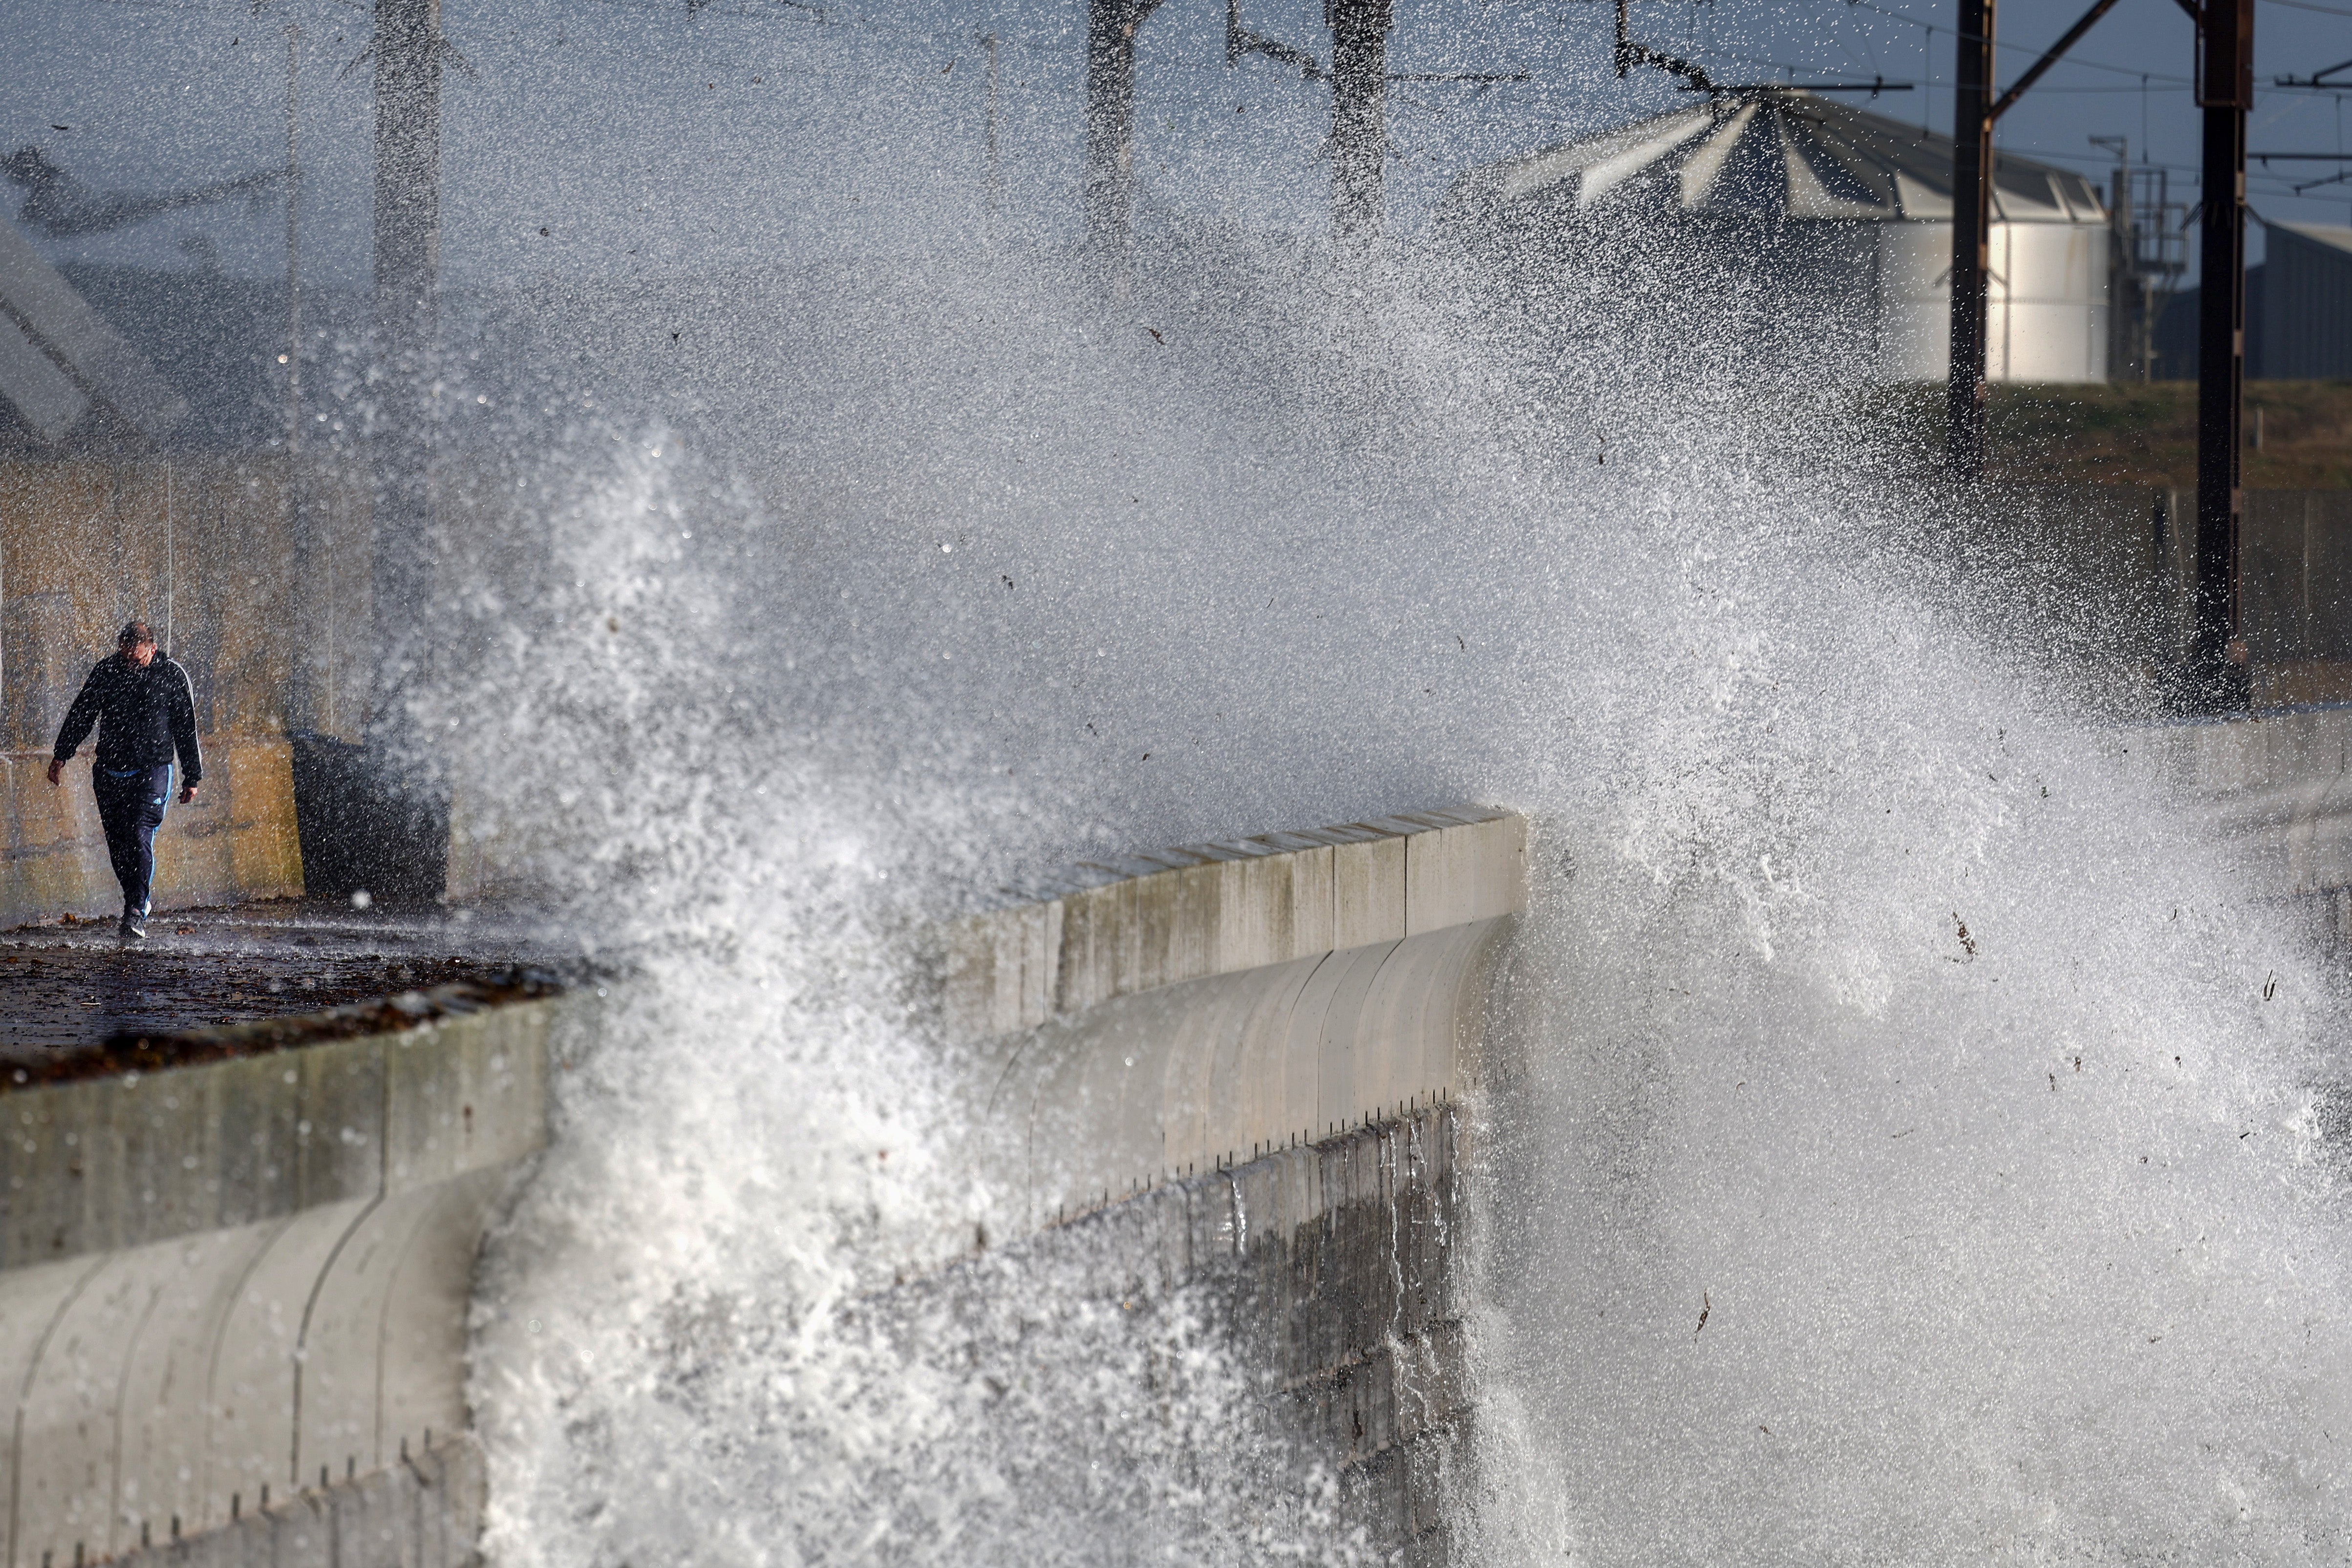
[
  {"left": 2149, "top": 221, "right": 2352, "bottom": 381},
  {"left": 2258, "top": 222, "right": 2352, "bottom": 380},
  {"left": 1451, "top": 89, "right": 2113, "bottom": 384}
]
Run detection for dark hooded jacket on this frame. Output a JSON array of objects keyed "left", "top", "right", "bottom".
[{"left": 52, "top": 653, "right": 202, "bottom": 784}]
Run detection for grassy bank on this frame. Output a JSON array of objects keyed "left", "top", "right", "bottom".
[{"left": 1861, "top": 380, "right": 2352, "bottom": 489}]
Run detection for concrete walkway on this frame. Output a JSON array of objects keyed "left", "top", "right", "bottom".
[{"left": 0, "top": 899, "right": 561, "bottom": 1057}]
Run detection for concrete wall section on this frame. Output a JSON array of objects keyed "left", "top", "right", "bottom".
[
  {"left": 930, "top": 1103, "right": 1470, "bottom": 1567},
  {"left": 0, "top": 457, "right": 386, "bottom": 750},
  {"left": 0, "top": 740, "right": 303, "bottom": 930},
  {"left": 2129, "top": 705, "right": 2352, "bottom": 899},
  {"left": 96, "top": 1435, "right": 486, "bottom": 1568},
  {"left": 930, "top": 810, "right": 1517, "bottom": 1559},
  {"left": 979, "top": 919, "right": 1504, "bottom": 1234},
  {"left": 942, "top": 807, "right": 1523, "bottom": 1042},
  {"left": 0, "top": 453, "right": 390, "bottom": 928},
  {"left": 940, "top": 809, "right": 1523, "bottom": 1243},
  {"left": 0, "top": 996, "right": 550, "bottom": 1268},
  {"left": 0, "top": 997, "right": 562, "bottom": 1568}
]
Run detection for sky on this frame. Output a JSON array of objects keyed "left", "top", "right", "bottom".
[{"left": 3, "top": 0, "right": 2351, "bottom": 287}]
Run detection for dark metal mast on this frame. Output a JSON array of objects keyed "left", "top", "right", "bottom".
[
  {"left": 2191, "top": 0, "right": 2255, "bottom": 710},
  {"left": 285, "top": 21, "right": 317, "bottom": 735},
  {"left": 284, "top": 24, "right": 301, "bottom": 469},
  {"left": 1327, "top": 0, "right": 1391, "bottom": 243},
  {"left": 369, "top": 0, "right": 442, "bottom": 748},
  {"left": 1944, "top": 0, "right": 2123, "bottom": 477},
  {"left": 1946, "top": 0, "right": 1995, "bottom": 480},
  {"left": 1083, "top": 0, "right": 1166, "bottom": 272}
]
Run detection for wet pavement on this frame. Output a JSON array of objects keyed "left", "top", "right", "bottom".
[{"left": 0, "top": 899, "right": 561, "bottom": 1063}]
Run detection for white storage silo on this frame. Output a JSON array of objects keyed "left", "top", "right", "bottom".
[{"left": 1452, "top": 90, "right": 2112, "bottom": 384}]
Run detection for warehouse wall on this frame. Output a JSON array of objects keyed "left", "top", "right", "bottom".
[
  {"left": 2261, "top": 224, "right": 2352, "bottom": 382},
  {"left": 1878, "top": 221, "right": 2110, "bottom": 384}
]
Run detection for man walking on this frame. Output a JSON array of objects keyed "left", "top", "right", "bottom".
[{"left": 47, "top": 621, "right": 201, "bottom": 939}]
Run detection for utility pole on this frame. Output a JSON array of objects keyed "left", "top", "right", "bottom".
[
  {"left": 285, "top": 21, "right": 317, "bottom": 736},
  {"left": 1946, "top": 0, "right": 1995, "bottom": 480},
  {"left": 370, "top": 0, "right": 442, "bottom": 742},
  {"left": 1326, "top": 0, "right": 1391, "bottom": 243},
  {"left": 1944, "top": 0, "right": 2123, "bottom": 476},
  {"left": 360, "top": 0, "right": 450, "bottom": 895},
  {"left": 2189, "top": 0, "right": 2254, "bottom": 711},
  {"left": 1084, "top": 0, "right": 1166, "bottom": 272},
  {"left": 984, "top": 33, "right": 1003, "bottom": 227},
  {"left": 285, "top": 24, "right": 301, "bottom": 467}
]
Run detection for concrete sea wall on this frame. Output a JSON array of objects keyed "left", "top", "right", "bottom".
[
  {"left": 0, "top": 990, "right": 562, "bottom": 1568},
  {"left": 0, "top": 804, "right": 1525, "bottom": 1566},
  {"left": 900, "top": 1102, "right": 1470, "bottom": 1566},
  {"left": 2128, "top": 703, "right": 2352, "bottom": 942},
  {"left": 939, "top": 805, "right": 1524, "bottom": 1243},
  {"left": 923, "top": 805, "right": 1522, "bottom": 1560},
  {"left": 14, "top": 735, "right": 2352, "bottom": 1566}
]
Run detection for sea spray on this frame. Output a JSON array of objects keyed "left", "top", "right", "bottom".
[
  {"left": 417, "top": 238, "right": 2350, "bottom": 1562},
  {"left": 1462, "top": 504, "right": 2352, "bottom": 1562}
]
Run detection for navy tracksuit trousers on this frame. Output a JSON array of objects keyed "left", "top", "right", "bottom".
[{"left": 94, "top": 763, "right": 172, "bottom": 917}]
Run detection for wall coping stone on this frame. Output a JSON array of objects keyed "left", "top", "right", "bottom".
[{"left": 943, "top": 806, "right": 1526, "bottom": 1044}]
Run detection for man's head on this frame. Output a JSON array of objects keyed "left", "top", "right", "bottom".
[{"left": 117, "top": 621, "right": 156, "bottom": 667}]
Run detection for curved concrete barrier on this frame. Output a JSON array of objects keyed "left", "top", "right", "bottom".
[
  {"left": 941, "top": 806, "right": 1525, "bottom": 1236},
  {"left": 0, "top": 803, "right": 1525, "bottom": 1568},
  {"left": 2130, "top": 705, "right": 2352, "bottom": 906},
  {"left": 0, "top": 992, "right": 562, "bottom": 1568}
]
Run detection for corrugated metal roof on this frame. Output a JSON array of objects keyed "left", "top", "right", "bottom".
[
  {"left": 1459, "top": 90, "right": 2106, "bottom": 227},
  {"left": 2270, "top": 220, "right": 2352, "bottom": 257}
]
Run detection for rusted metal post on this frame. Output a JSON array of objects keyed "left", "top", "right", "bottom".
[
  {"left": 2191, "top": 0, "right": 2254, "bottom": 711},
  {"left": 1326, "top": 0, "right": 1391, "bottom": 244},
  {"left": 284, "top": 24, "right": 301, "bottom": 469},
  {"left": 1946, "top": 0, "right": 1995, "bottom": 480},
  {"left": 984, "top": 33, "right": 1003, "bottom": 224},
  {"left": 370, "top": 0, "right": 442, "bottom": 743},
  {"left": 1083, "top": 0, "right": 1165, "bottom": 278}
]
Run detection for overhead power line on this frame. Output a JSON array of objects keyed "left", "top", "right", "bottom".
[{"left": 1841, "top": 0, "right": 2193, "bottom": 87}]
